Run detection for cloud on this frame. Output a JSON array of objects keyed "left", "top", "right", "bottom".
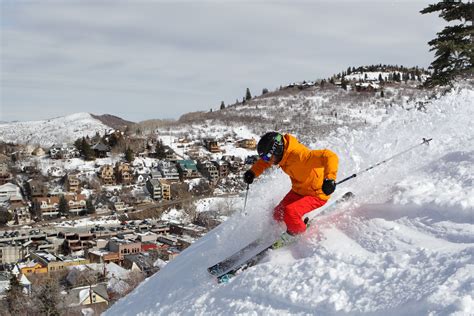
[{"left": 0, "top": 1, "right": 444, "bottom": 122}]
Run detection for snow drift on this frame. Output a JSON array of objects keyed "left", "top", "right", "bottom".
[{"left": 106, "top": 83, "right": 473, "bottom": 315}]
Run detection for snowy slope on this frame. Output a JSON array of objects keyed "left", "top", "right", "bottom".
[
  {"left": 106, "top": 83, "right": 473, "bottom": 315},
  {"left": 0, "top": 112, "right": 110, "bottom": 147}
]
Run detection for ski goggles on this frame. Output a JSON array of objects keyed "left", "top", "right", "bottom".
[{"left": 260, "top": 152, "right": 273, "bottom": 162}]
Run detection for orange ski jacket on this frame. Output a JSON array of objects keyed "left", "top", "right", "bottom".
[{"left": 250, "top": 134, "right": 338, "bottom": 200}]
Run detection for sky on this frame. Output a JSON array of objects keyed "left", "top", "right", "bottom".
[{"left": 0, "top": 0, "right": 445, "bottom": 123}]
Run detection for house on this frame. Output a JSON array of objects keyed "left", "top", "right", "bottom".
[
  {"left": 236, "top": 138, "right": 257, "bottom": 149},
  {"left": 203, "top": 139, "right": 220, "bottom": 153},
  {"left": 0, "top": 183, "right": 22, "bottom": 203},
  {"left": 176, "top": 160, "right": 200, "bottom": 179},
  {"left": 150, "top": 170, "right": 162, "bottom": 180},
  {"left": 169, "top": 223, "right": 207, "bottom": 238},
  {"left": 212, "top": 160, "right": 230, "bottom": 178},
  {"left": 64, "top": 283, "right": 109, "bottom": 312},
  {"left": 115, "top": 162, "right": 132, "bottom": 184},
  {"left": 98, "top": 165, "right": 115, "bottom": 185},
  {"left": 146, "top": 179, "right": 162, "bottom": 200},
  {"left": 91, "top": 142, "right": 111, "bottom": 158},
  {"left": 0, "top": 163, "right": 12, "bottom": 185},
  {"left": 0, "top": 271, "right": 30, "bottom": 296},
  {"left": 28, "top": 180, "right": 48, "bottom": 197},
  {"left": 197, "top": 160, "right": 219, "bottom": 183},
  {"left": 159, "top": 179, "right": 171, "bottom": 200},
  {"left": 65, "top": 173, "right": 81, "bottom": 192},
  {"left": 49, "top": 144, "right": 80, "bottom": 159},
  {"left": 66, "top": 194, "right": 87, "bottom": 215},
  {"left": 87, "top": 249, "right": 120, "bottom": 264},
  {"left": 31, "top": 147, "right": 46, "bottom": 156},
  {"left": 123, "top": 252, "right": 159, "bottom": 276},
  {"left": 17, "top": 260, "right": 48, "bottom": 275},
  {"left": 157, "top": 161, "right": 180, "bottom": 180},
  {"left": 355, "top": 82, "right": 381, "bottom": 92},
  {"left": 33, "top": 196, "right": 60, "bottom": 218},
  {"left": 8, "top": 201, "right": 31, "bottom": 225}
]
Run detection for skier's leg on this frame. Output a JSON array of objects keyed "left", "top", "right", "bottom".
[
  {"left": 283, "top": 195, "right": 327, "bottom": 235},
  {"left": 273, "top": 190, "right": 301, "bottom": 222}
]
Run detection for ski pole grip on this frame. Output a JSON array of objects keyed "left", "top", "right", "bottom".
[{"left": 336, "top": 174, "right": 356, "bottom": 185}]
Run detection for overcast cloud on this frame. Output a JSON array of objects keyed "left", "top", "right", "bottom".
[{"left": 0, "top": 1, "right": 444, "bottom": 122}]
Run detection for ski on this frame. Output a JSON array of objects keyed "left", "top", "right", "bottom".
[{"left": 208, "top": 191, "right": 354, "bottom": 283}]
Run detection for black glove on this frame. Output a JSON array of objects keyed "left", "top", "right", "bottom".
[
  {"left": 322, "top": 179, "right": 336, "bottom": 195},
  {"left": 243, "top": 170, "right": 255, "bottom": 184}
]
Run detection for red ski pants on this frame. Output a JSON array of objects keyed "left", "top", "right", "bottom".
[{"left": 273, "top": 190, "right": 327, "bottom": 235}]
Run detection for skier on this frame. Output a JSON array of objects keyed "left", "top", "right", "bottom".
[{"left": 244, "top": 131, "right": 339, "bottom": 236}]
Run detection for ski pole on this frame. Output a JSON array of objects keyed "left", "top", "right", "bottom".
[
  {"left": 243, "top": 184, "right": 250, "bottom": 215},
  {"left": 336, "top": 138, "right": 433, "bottom": 186}
]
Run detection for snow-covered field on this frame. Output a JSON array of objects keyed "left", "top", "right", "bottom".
[
  {"left": 97, "top": 84, "right": 474, "bottom": 315},
  {"left": 0, "top": 112, "right": 109, "bottom": 147}
]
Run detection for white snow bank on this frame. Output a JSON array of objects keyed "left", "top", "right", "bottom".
[{"left": 106, "top": 84, "right": 474, "bottom": 315}]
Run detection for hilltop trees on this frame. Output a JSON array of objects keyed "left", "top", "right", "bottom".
[{"left": 421, "top": 1, "right": 474, "bottom": 86}]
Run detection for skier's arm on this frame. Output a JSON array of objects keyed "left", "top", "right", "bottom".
[
  {"left": 250, "top": 159, "right": 272, "bottom": 177},
  {"left": 308, "top": 149, "right": 339, "bottom": 180}
]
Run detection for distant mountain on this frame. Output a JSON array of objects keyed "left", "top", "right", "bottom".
[
  {"left": 90, "top": 114, "right": 135, "bottom": 131},
  {"left": 0, "top": 112, "right": 111, "bottom": 147}
]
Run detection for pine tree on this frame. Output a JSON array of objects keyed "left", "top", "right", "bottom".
[
  {"left": 81, "top": 138, "right": 95, "bottom": 161},
  {"left": 262, "top": 88, "right": 269, "bottom": 95},
  {"left": 86, "top": 197, "right": 96, "bottom": 215},
  {"left": 125, "top": 147, "right": 134, "bottom": 163},
  {"left": 421, "top": 1, "right": 474, "bottom": 86},
  {"left": 220, "top": 101, "right": 225, "bottom": 110},
  {"left": 58, "top": 195, "right": 69, "bottom": 216},
  {"left": 6, "top": 274, "right": 24, "bottom": 315},
  {"left": 155, "top": 140, "right": 167, "bottom": 159},
  {"left": 245, "top": 88, "right": 252, "bottom": 101}
]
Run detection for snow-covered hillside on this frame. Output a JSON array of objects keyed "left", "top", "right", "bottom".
[
  {"left": 0, "top": 112, "right": 110, "bottom": 147},
  {"left": 106, "top": 82, "right": 473, "bottom": 315}
]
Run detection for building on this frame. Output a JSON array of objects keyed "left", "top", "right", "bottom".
[
  {"left": 99, "top": 165, "right": 115, "bottom": 185},
  {"left": 204, "top": 139, "right": 220, "bottom": 153},
  {"left": 115, "top": 162, "right": 133, "bottom": 184},
  {"left": 197, "top": 160, "right": 219, "bottom": 183},
  {"left": 28, "top": 180, "right": 49, "bottom": 197},
  {"left": 66, "top": 194, "right": 87, "bottom": 215},
  {"left": 65, "top": 173, "right": 81, "bottom": 192},
  {"left": 0, "top": 183, "right": 22, "bottom": 203},
  {"left": 0, "top": 163, "right": 12, "bottom": 185},
  {"left": 34, "top": 196, "right": 60, "bottom": 218},
  {"left": 146, "top": 179, "right": 162, "bottom": 201},
  {"left": 176, "top": 160, "right": 200, "bottom": 179},
  {"left": 236, "top": 138, "right": 257, "bottom": 149},
  {"left": 108, "top": 239, "right": 142, "bottom": 261},
  {"left": 91, "top": 142, "right": 110, "bottom": 158},
  {"left": 157, "top": 161, "right": 180, "bottom": 180},
  {"left": 49, "top": 144, "right": 80, "bottom": 159},
  {"left": 87, "top": 249, "right": 120, "bottom": 264},
  {"left": 17, "top": 260, "right": 48, "bottom": 275},
  {"left": 212, "top": 160, "right": 230, "bottom": 178},
  {"left": 8, "top": 201, "right": 31, "bottom": 225},
  {"left": 30, "top": 251, "right": 90, "bottom": 273},
  {"left": 64, "top": 283, "right": 109, "bottom": 312},
  {"left": 0, "top": 242, "right": 29, "bottom": 264},
  {"left": 62, "top": 232, "right": 95, "bottom": 254},
  {"left": 159, "top": 179, "right": 171, "bottom": 200}
]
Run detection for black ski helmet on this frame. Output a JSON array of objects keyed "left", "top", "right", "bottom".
[{"left": 257, "top": 132, "right": 284, "bottom": 160}]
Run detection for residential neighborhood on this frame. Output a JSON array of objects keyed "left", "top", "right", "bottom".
[{"left": 0, "top": 129, "right": 258, "bottom": 314}]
